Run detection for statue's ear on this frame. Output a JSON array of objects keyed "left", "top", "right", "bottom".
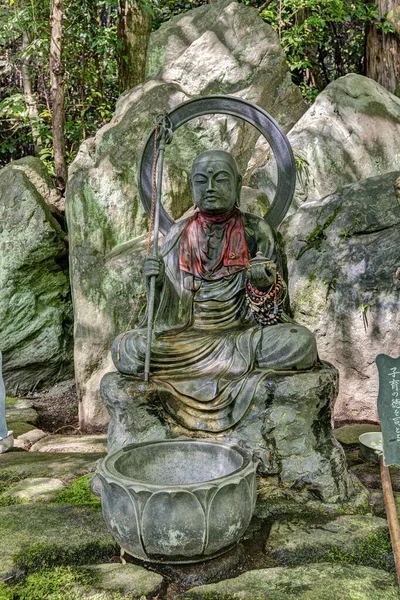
[
  {"left": 236, "top": 173, "right": 242, "bottom": 207},
  {"left": 190, "top": 177, "right": 197, "bottom": 206}
]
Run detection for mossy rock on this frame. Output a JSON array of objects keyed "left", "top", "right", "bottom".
[
  {"left": 0, "top": 565, "right": 131, "bottom": 600},
  {"left": 179, "top": 564, "right": 400, "bottom": 600},
  {"left": 0, "top": 451, "right": 105, "bottom": 480},
  {"left": 265, "top": 515, "right": 393, "bottom": 573},
  {"left": 86, "top": 563, "right": 164, "bottom": 598},
  {"left": 0, "top": 504, "right": 117, "bottom": 578},
  {"left": 335, "top": 423, "right": 381, "bottom": 446},
  {"left": 6, "top": 421, "right": 37, "bottom": 437}
]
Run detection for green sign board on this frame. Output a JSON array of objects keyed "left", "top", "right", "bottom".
[{"left": 376, "top": 354, "right": 400, "bottom": 467}]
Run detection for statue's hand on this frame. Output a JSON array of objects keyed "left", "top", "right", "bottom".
[
  {"left": 248, "top": 254, "right": 276, "bottom": 291},
  {"left": 144, "top": 255, "right": 165, "bottom": 281}
]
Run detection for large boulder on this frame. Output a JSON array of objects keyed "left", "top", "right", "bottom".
[
  {"left": 66, "top": 0, "right": 307, "bottom": 428},
  {"left": 281, "top": 170, "right": 400, "bottom": 423},
  {"left": 251, "top": 74, "right": 400, "bottom": 207},
  {"left": 0, "top": 158, "right": 73, "bottom": 392}
]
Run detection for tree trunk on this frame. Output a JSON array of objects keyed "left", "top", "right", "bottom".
[
  {"left": 50, "top": 0, "right": 67, "bottom": 190},
  {"left": 117, "top": 0, "right": 151, "bottom": 93},
  {"left": 295, "top": 7, "right": 325, "bottom": 91},
  {"left": 366, "top": 0, "right": 400, "bottom": 94},
  {"left": 21, "top": 32, "right": 43, "bottom": 153}
]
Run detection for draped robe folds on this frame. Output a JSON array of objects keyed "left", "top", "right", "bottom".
[{"left": 113, "top": 210, "right": 318, "bottom": 432}]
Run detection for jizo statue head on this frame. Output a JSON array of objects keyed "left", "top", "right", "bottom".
[{"left": 190, "top": 150, "right": 242, "bottom": 215}]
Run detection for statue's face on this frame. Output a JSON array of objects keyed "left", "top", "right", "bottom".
[{"left": 191, "top": 156, "right": 241, "bottom": 215}]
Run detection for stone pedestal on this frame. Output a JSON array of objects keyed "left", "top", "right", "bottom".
[{"left": 100, "top": 362, "right": 354, "bottom": 503}]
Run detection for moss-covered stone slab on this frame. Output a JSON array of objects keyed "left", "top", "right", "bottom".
[
  {"left": 87, "top": 563, "right": 163, "bottom": 597},
  {"left": 5, "top": 406, "right": 38, "bottom": 425},
  {"left": 335, "top": 423, "right": 381, "bottom": 446},
  {"left": 5, "top": 477, "right": 65, "bottom": 503},
  {"left": 179, "top": 564, "right": 400, "bottom": 600},
  {"left": 0, "top": 451, "right": 105, "bottom": 479},
  {"left": 6, "top": 422, "right": 37, "bottom": 438},
  {"left": 30, "top": 434, "right": 107, "bottom": 453},
  {"left": 265, "top": 515, "right": 391, "bottom": 570},
  {"left": 0, "top": 504, "right": 116, "bottom": 578}
]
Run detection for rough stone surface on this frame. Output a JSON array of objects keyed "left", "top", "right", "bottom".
[
  {"left": 66, "top": 0, "right": 306, "bottom": 428},
  {"left": 252, "top": 74, "right": 400, "bottom": 207},
  {"left": 335, "top": 423, "right": 381, "bottom": 446},
  {"left": 179, "top": 564, "right": 400, "bottom": 600},
  {"left": 102, "top": 364, "right": 354, "bottom": 503},
  {"left": 13, "top": 428, "right": 47, "bottom": 449},
  {"left": 281, "top": 171, "right": 400, "bottom": 423},
  {"left": 30, "top": 434, "right": 107, "bottom": 453},
  {"left": 0, "top": 504, "right": 116, "bottom": 578},
  {"left": 87, "top": 563, "right": 163, "bottom": 597},
  {"left": 0, "top": 451, "right": 105, "bottom": 479},
  {"left": 0, "top": 158, "right": 73, "bottom": 393},
  {"left": 266, "top": 515, "right": 388, "bottom": 563},
  {"left": 5, "top": 477, "right": 65, "bottom": 502}
]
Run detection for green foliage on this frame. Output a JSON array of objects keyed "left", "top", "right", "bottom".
[
  {"left": 259, "top": 0, "right": 393, "bottom": 102},
  {"left": 52, "top": 475, "right": 101, "bottom": 510},
  {"left": 0, "top": 0, "right": 119, "bottom": 170}
]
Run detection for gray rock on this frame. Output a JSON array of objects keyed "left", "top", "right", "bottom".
[
  {"left": 179, "top": 564, "right": 400, "bottom": 599},
  {"left": 253, "top": 74, "right": 400, "bottom": 207},
  {"left": 5, "top": 477, "right": 66, "bottom": 502},
  {"left": 281, "top": 171, "right": 400, "bottom": 424},
  {"left": 30, "top": 434, "right": 107, "bottom": 453},
  {"left": 86, "top": 563, "right": 163, "bottom": 598},
  {"left": 66, "top": 0, "right": 306, "bottom": 428},
  {"left": 103, "top": 364, "right": 354, "bottom": 503},
  {"left": 0, "top": 451, "right": 105, "bottom": 479},
  {"left": 0, "top": 504, "right": 116, "bottom": 578},
  {"left": 101, "top": 372, "right": 169, "bottom": 453},
  {"left": 266, "top": 515, "right": 389, "bottom": 565},
  {"left": 13, "top": 428, "right": 47, "bottom": 449},
  {"left": 0, "top": 158, "right": 73, "bottom": 393}
]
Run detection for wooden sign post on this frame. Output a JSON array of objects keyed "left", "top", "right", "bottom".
[{"left": 376, "top": 354, "right": 400, "bottom": 584}]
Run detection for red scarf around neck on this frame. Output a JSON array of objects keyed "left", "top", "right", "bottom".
[{"left": 179, "top": 208, "right": 249, "bottom": 280}]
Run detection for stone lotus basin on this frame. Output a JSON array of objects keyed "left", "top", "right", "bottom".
[{"left": 97, "top": 439, "right": 258, "bottom": 563}]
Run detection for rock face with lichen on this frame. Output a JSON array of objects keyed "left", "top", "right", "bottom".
[
  {"left": 252, "top": 74, "right": 400, "bottom": 208},
  {"left": 65, "top": 0, "right": 307, "bottom": 428},
  {"left": 282, "top": 171, "right": 400, "bottom": 423},
  {"left": 0, "top": 158, "right": 73, "bottom": 393}
]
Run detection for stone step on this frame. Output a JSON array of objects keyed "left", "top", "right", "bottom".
[{"left": 30, "top": 434, "right": 107, "bottom": 453}]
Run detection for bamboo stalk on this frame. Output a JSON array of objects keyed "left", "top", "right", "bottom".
[{"left": 379, "top": 455, "right": 400, "bottom": 585}]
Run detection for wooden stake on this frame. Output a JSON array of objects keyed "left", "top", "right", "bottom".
[{"left": 380, "top": 455, "right": 400, "bottom": 585}]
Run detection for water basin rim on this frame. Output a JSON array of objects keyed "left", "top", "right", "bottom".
[{"left": 99, "top": 439, "right": 258, "bottom": 490}]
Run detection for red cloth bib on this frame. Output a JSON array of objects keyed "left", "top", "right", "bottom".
[{"left": 179, "top": 208, "right": 249, "bottom": 280}]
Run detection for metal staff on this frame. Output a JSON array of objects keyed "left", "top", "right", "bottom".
[{"left": 144, "top": 113, "right": 172, "bottom": 383}]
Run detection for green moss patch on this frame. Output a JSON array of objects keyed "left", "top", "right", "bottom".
[
  {"left": 0, "top": 451, "right": 104, "bottom": 480},
  {"left": 0, "top": 566, "right": 130, "bottom": 600},
  {"left": 0, "top": 504, "right": 116, "bottom": 578},
  {"left": 52, "top": 475, "right": 101, "bottom": 510}
]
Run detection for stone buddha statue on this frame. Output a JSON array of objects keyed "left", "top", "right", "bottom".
[{"left": 112, "top": 150, "right": 318, "bottom": 433}]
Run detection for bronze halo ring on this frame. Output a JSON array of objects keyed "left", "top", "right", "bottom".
[{"left": 137, "top": 95, "right": 296, "bottom": 235}]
